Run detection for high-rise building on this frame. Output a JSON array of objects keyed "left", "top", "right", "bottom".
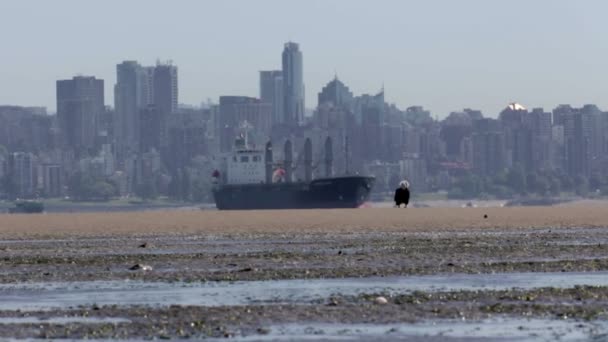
[
  {"left": 314, "top": 103, "right": 350, "bottom": 130},
  {"left": 153, "top": 62, "right": 178, "bottom": 117},
  {"left": 551, "top": 104, "right": 600, "bottom": 177},
  {"left": 529, "top": 108, "right": 553, "bottom": 171},
  {"left": 382, "top": 124, "right": 405, "bottom": 162},
  {"left": 133, "top": 148, "right": 161, "bottom": 188},
  {"left": 472, "top": 119, "right": 506, "bottom": 175},
  {"left": 552, "top": 104, "right": 574, "bottom": 126},
  {"left": 354, "top": 91, "right": 384, "bottom": 125},
  {"left": 0, "top": 106, "right": 53, "bottom": 153},
  {"left": 317, "top": 77, "right": 354, "bottom": 110},
  {"left": 167, "top": 113, "right": 207, "bottom": 172},
  {"left": 581, "top": 105, "right": 604, "bottom": 174},
  {"left": 499, "top": 103, "right": 530, "bottom": 170},
  {"left": 563, "top": 107, "right": 595, "bottom": 177},
  {"left": 114, "top": 61, "right": 153, "bottom": 158},
  {"left": 56, "top": 76, "right": 104, "bottom": 155},
  {"left": 440, "top": 111, "right": 473, "bottom": 159},
  {"left": 42, "top": 164, "right": 62, "bottom": 197},
  {"left": 204, "top": 104, "right": 221, "bottom": 155},
  {"left": 282, "top": 42, "right": 304, "bottom": 125},
  {"left": 151, "top": 62, "right": 178, "bottom": 166},
  {"left": 8, "top": 152, "right": 35, "bottom": 198},
  {"left": 139, "top": 105, "right": 163, "bottom": 154},
  {"left": 259, "top": 70, "right": 283, "bottom": 125},
  {"left": 601, "top": 112, "right": 608, "bottom": 173},
  {"left": 355, "top": 91, "right": 385, "bottom": 161}
]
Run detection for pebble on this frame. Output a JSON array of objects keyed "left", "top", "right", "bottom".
[{"left": 374, "top": 296, "right": 388, "bottom": 305}]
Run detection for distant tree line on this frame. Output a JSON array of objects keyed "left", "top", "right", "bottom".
[
  {"left": 132, "top": 156, "right": 214, "bottom": 203},
  {"left": 447, "top": 165, "right": 607, "bottom": 199},
  {"left": 67, "top": 171, "right": 118, "bottom": 201}
]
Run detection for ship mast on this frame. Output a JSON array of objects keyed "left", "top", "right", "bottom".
[
  {"left": 324, "top": 137, "right": 333, "bottom": 177},
  {"left": 238, "top": 120, "right": 253, "bottom": 148},
  {"left": 304, "top": 138, "right": 312, "bottom": 182},
  {"left": 344, "top": 135, "right": 350, "bottom": 175}
]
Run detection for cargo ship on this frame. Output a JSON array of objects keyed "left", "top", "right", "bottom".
[{"left": 212, "top": 131, "right": 374, "bottom": 210}]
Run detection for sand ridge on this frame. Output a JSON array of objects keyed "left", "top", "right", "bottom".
[{"left": 0, "top": 206, "right": 607, "bottom": 238}]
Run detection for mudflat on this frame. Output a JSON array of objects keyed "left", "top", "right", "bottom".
[
  {"left": 1, "top": 205, "right": 608, "bottom": 238},
  {"left": 2, "top": 206, "right": 608, "bottom": 339}
]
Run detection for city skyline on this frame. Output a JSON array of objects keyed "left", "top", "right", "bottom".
[{"left": 2, "top": 0, "right": 608, "bottom": 117}]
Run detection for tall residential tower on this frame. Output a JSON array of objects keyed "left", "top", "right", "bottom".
[
  {"left": 114, "top": 61, "right": 153, "bottom": 158},
  {"left": 153, "top": 61, "right": 178, "bottom": 117},
  {"left": 282, "top": 42, "right": 304, "bottom": 126},
  {"left": 259, "top": 70, "right": 283, "bottom": 125},
  {"left": 56, "top": 76, "right": 104, "bottom": 155}
]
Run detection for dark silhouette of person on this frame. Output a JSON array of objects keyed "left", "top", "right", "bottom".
[{"left": 394, "top": 180, "right": 410, "bottom": 208}]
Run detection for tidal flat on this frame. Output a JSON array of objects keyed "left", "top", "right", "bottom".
[{"left": 1, "top": 207, "right": 608, "bottom": 340}]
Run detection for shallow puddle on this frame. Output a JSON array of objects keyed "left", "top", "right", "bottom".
[
  {"left": 0, "top": 316, "right": 130, "bottom": 324},
  {"left": 1, "top": 271, "right": 608, "bottom": 311},
  {"left": 222, "top": 319, "right": 608, "bottom": 341}
]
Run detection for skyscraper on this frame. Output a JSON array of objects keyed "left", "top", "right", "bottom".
[
  {"left": 153, "top": 62, "right": 178, "bottom": 117},
  {"left": 499, "top": 103, "right": 531, "bottom": 171},
  {"left": 259, "top": 70, "right": 283, "bottom": 125},
  {"left": 581, "top": 105, "right": 604, "bottom": 174},
  {"left": 472, "top": 118, "right": 506, "bottom": 175},
  {"left": 56, "top": 76, "right": 104, "bottom": 155},
  {"left": 355, "top": 91, "right": 384, "bottom": 160},
  {"left": 318, "top": 76, "right": 354, "bottom": 110},
  {"left": 151, "top": 62, "right": 178, "bottom": 166},
  {"left": 282, "top": 42, "right": 304, "bottom": 125},
  {"left": 529, "top": 108, "right": 553, "bottom": 171},
  {"left": 114, "top": 61, "right": 153, "bottom": 158}
]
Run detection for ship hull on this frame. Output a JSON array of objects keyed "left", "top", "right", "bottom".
[{"left": 213, "top": 176, "right": 375, "bottom": 210}]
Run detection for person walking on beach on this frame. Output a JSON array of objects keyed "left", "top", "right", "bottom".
[{"left": 394, "top": 180, "right": 410, "bottom": 208}]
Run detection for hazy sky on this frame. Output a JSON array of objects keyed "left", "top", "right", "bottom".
[{"left": 2, "top": 0, "right": 607, "bottom": 117}]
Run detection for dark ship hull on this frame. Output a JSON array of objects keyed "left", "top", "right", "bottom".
[
  {"left": 9, "top": 201, "right": 44, "bottom": 214},
  {"left": 213, "top": 176, "right": 375, "bottom": 210}
]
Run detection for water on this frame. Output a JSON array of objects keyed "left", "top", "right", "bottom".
[
  {"left": 0, "top": 316, "right": 130, "bottom": 324},
  {"left": 220, "top": 319, "right": 608, "bottom": 341},
  {"left": 1, "top": 271, "right": 608, "bottom": 311},
  {"left": 1, "top": 319, "right": 604, "bottom": 341}
]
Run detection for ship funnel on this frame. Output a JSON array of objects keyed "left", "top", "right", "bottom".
[
  {"left": 304, "top": 138, "right": 312, "bottom": 182},
  {"left": 265, "top": 141, "right": 273, "bottom": 183},
  {"left": 324, "top": 137, "right": 333, "bottom": 177},
  {"left": 284, "top": 140, "right": 293, "bottom": 182}
]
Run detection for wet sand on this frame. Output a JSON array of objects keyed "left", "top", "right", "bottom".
[
  {"left": 1, "top": 205, "right": 608, "bottom": 238},
  {"left": 1, "top": 206, "right": 608, "bottom": 339}
]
